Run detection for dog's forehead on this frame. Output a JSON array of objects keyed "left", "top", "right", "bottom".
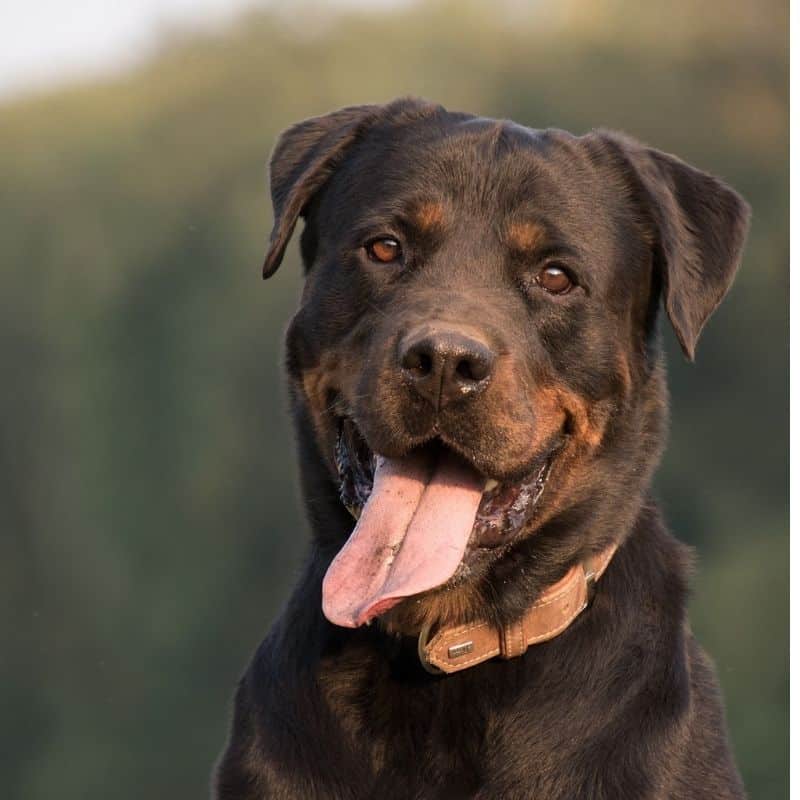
[{"left": 326, "top": 114, "right": 614, "bottom": 243}]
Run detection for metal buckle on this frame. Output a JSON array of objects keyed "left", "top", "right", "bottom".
[{"left": 417, "top": 621, "right": 445, "bottom": 675}]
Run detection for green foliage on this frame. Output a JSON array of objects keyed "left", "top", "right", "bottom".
[{"left": 0, "top": 2, "right": 787, "bottom": 797}]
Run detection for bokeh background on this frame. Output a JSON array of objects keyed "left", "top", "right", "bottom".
[{"left": 1, "top": 1, "right": 787, "bottom": 797}]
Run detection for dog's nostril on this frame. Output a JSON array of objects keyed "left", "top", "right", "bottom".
[
  {"left": 455, "top": 356, "right": 490, "bottom": 383},
  {"left": 402, "top": 348, "right": 433, "bottom": 377},
  {"left": 455, "top": 359, "right": 473, "bottom": 381}
]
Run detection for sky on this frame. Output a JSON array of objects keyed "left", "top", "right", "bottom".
[{"left": 0, "top": 0, "right": 405, "bottom": 101}]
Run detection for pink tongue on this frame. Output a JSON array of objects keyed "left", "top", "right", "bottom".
[{"left": 322, "top": 448, "right": 485, "bottom": 628}]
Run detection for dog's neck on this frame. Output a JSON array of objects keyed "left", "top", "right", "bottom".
[{"left": 416, "top": 543, "right": 617, "bottom": 674}]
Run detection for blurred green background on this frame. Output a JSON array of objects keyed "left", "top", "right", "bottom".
[{"left": 0, "top": 1, "right": 787, "bottom": 797}]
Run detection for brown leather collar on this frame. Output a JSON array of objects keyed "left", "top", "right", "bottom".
[{"left": 417, "top": 544, "right": 617, "bottom": 674}]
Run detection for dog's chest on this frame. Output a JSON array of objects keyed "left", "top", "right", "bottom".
[{"left": 314, "top": 652, "right": 592, "bottom": 799}]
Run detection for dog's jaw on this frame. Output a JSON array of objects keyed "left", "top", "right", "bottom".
[
  {"left": 324, "top": 414, "right": 562, "bottom": 629},
  {"left": 334, "top": 415, "right": 560, "bottom": 553}
]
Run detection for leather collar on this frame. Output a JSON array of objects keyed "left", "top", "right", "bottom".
[{"left": 417, "top": 544, "right": 617, "bottom": 674}]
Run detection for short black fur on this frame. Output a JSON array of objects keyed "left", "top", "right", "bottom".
[{"left": 215, "top": 98, "right": 750, "bottom": 799}]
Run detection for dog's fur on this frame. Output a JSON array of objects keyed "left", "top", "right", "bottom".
[{"left": 214, "top": 98, "right": 750, "bottom": 799}]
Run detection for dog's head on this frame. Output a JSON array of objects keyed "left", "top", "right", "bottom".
[{"left": 263, "top": 98, "right": 749, "bottom": 634}]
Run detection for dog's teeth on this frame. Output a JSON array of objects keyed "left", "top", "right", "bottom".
[{"left": 484, "top": 478, "right": 499, "bottom": 492}]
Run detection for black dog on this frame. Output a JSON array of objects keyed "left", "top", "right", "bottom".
[{"left": 215, "top": 98, "right": 750, "bottom": 799}]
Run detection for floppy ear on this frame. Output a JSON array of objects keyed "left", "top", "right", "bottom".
[
  {"left": 262, "top": 104, "right": 381, "bottom": 278},
  {"left": 592, "top": 131, "right": 750, "bottom": 360},
  {"left": 262, "top": 98, "right": 443, "bottom": 279}
]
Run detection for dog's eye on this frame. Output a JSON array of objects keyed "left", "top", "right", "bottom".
[
  {"left": 537, "top": 264, "right": 573, "bottom": 294},
  {"left": 366, "top": 238, "right": 402, "bottom": 264}
]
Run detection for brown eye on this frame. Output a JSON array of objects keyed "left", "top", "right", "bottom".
[
  {"left": 366, "top": 237, "right": 402, "bottom": 264},
  {"left": 537, "top": 264, "right": 573, "bottom": 294}
]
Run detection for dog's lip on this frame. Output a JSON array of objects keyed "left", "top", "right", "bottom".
[
  {"left": 334, "top": 414, "right": 562, "bottom": 531},
  {"left": 335, "top": 415, "right": 499, "bottom": 487},
  {"left": 336, "top": 412, "right": 542, "bottom": 484}
]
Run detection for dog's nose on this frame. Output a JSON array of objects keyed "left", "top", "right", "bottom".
[{"left": 399, "top": 327, "right": 496, "bottom": 409}]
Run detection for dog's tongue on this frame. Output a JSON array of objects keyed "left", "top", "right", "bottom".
[{"left": 322, "top": 448, "right": 485, "bottom": 628}]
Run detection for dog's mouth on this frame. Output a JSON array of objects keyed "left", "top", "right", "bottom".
[
  {"left": 323, "top": 417, "right": 557, "bottom": 628},
  {"left": 335, "top": 418, "right": 554, "bottom": 548}
]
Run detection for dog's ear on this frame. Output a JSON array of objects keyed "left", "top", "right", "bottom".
[
  {"left": 589, "top": 131, "right": 750, "bottom": 360},
  {"left": 263, "top": 104, "right": 380, "bottom": 278},
  {"left": 263, "top": 98, "right": 442, "bottom": 279}
]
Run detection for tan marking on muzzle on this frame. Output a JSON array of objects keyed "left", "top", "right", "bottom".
[
  {"left": 535, "top": 385, "right": 611, "bottom": 451},
  {"left": 299, "top": 352, "right": 347, "bottom": 464}
]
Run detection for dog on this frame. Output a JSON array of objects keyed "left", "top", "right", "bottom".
[{"left": 214, "top": 98, "right": 750, "bottom": 799}]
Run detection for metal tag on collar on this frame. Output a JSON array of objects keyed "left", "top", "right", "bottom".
[{"left": 447, "top": 640, "right": 474, "bottom": 659}]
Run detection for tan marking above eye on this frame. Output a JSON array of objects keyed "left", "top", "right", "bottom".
[
  {"left": 537, "top": 264, "right": 573, "bottom": 294},
  {"left": 507, "top": 221, "right": 546, "bottom": 252},
  {"left": 367, "top": 238, "right": 402, "bottom": 263},
  {"left": 413, "top": 201, "right": 445, "bottom": 231}
]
